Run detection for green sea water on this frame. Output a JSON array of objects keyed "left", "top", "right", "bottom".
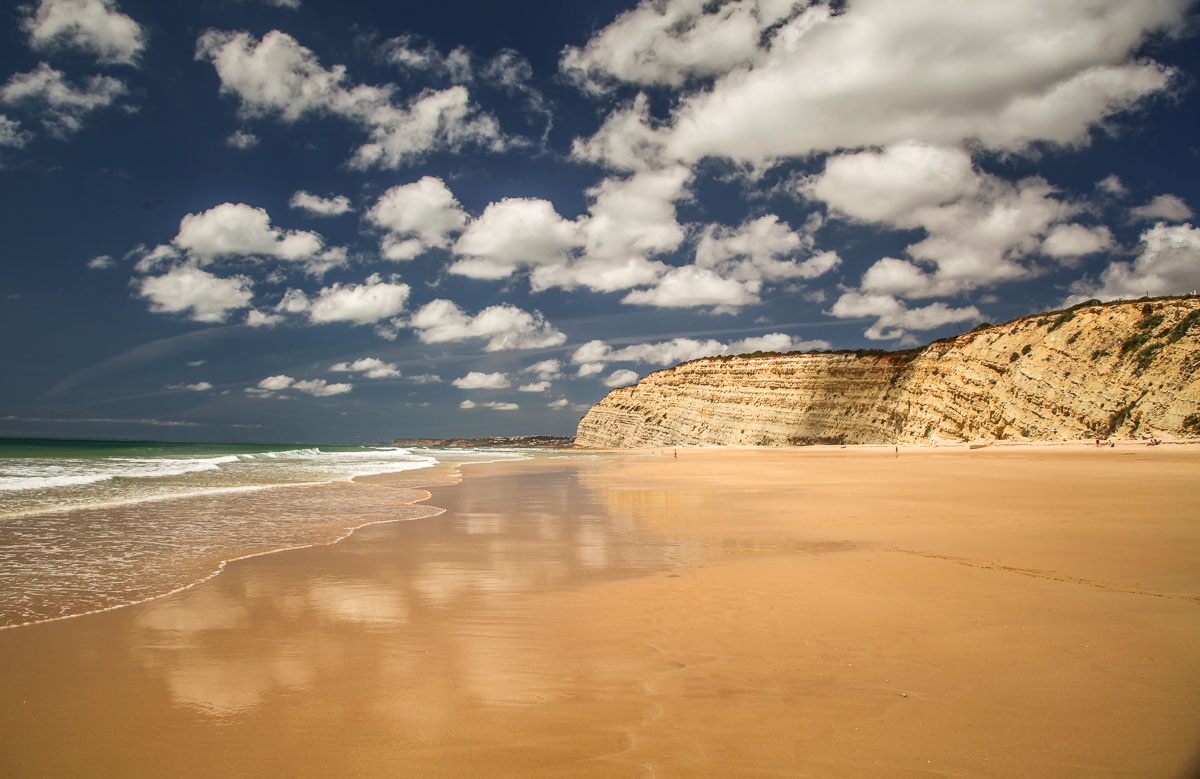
[{"left": 0, "top": 436, "right": 532, "bottom": 629}]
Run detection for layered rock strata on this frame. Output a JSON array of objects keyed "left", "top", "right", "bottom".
[{"left": 575, "top": 298, "right": 1200, "bottom": 448}]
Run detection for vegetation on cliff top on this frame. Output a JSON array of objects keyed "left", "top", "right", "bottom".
[{"left": 668, "top": 294, "right": 1200, "bottom": 371}]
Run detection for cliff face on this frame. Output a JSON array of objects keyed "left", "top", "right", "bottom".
[{"left": 575, "top": 298, "right": 1200, "bottom": 448}]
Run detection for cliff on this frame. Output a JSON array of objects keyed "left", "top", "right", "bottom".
[
  {"left": 575, "top": 298, "right": 1200, "bottom": 448},
  {"left": 390, "top": 435, "right": 575, "bottom": 448}
]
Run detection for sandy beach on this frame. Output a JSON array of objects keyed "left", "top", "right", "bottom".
[{"left": 2, "top": 444, "right": 1199, "bottom": 776}]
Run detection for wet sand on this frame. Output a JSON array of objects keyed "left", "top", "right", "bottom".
[{"left": 1, "top": 446, "right": 1199, "bottom": 776}]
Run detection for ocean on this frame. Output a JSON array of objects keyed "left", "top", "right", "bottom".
[{"left": 0, "top": 437, "right": 532, "bottom": 629}]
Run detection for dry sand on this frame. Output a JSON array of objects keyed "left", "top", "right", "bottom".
[{"left": 1, "top": 444, "right": 1199, "bottom": 776}]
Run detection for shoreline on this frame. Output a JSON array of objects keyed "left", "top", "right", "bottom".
[
  {"left": 1, "top": 447, "right": 1198, "bottom": 775},
  {"left": 0, "top": 449, "right": 551, "bottom": 630}
]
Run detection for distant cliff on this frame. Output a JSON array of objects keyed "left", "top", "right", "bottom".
[
  {"left": 390, "top": 435, "right": 575, "bottom": 449},
  {"left": 575, "top": 298, "right": 1200, "bottom": 448}
]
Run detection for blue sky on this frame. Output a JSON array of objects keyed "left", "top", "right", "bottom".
[{"left": 1, "top": 0, "right": 1198, "bottom": 443}]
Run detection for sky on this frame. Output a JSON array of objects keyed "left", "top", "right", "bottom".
[{"left": 1, "top": 0, "right": 1198, "bottom": 443}]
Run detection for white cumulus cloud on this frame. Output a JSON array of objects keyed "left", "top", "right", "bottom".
[
  {"left": 622, "top": 266, "right": 760, "bottom": 310},
  {"left": 408, "top": 299, "right": 565, "bottom": 351},
  {"left": 137, "top": 265, "right": 253, "bottom": 323},
  {"left": 308, "top": 274, "right": 411, "bottom": 326},
  {"left": 523, "top": 359, "right": 561, "bottom": 380},
  {"left": 23, "top": 0, "right": 145, "bottom": 65},
  {"left": 1041, "top": 224, "right": 1114, "bottom": 259},
  {"left": 811, "top": 142, "right": 1080, "bottom": 298},
  {"left": 172, "top": 202, "right": 338, "bottom": 275},
  {"left": 1070, "top": 222, "right": 1200, "bottom": 302},
  {"left": 245, "top": 309, "right": 283, "bottom": 327},
  {"left": 451, "top": 197, "right": 581, "bottom": 279},
  {"left": 1, "top": 63, "right": 126, "bottom": 137},
  {"left": 0, "top": 115, "right": 32, "bottom": 148},
  {"left": 650, "top": 0, "right": 1186, "bottom": 165},
  {"left": 366, "top": 177, "right": 468, "bottom": 260},
  {"left": 1131, "top": 194, "right": 1193, "bottom": 223},
  {"left": 289, "top": 190, "right": 352, "bottom": 216},
  {"left": 452, "top": 371, "right": 510, "bottom": 389},
  {"left": 830, "top": 292, "right": 982, "bottom": 342},
  {"left": 292, "top": 378, "right": 352, "bottom": 397},
  {"left": 571, "top": 332, "right": 829, "bottom": 371},
  {"left": 603, "top": 369, "right": 640, "bottom": 387},
  {"left": 330, "top": 357, "right": 401, "bottom": 378},
  {"left": 195, "top": 29, "right": 505, "bottom": 169}
]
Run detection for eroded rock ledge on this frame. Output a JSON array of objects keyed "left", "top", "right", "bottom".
[{"left": 575, "top": 298, "right": 1200, "bottom": 448}]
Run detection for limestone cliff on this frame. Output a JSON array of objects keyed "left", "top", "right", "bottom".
[{"left": 575, "top": 298, "right": 1200, "bottom": 448}]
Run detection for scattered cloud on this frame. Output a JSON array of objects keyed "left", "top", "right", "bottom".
[
  {"left": 408, "top": 299, "right": 565, "bottom": 351},
  {"left": 226, "top": 130, "right": 258, "bottom": 149},
  {"left": 452, "top": 371, "right": 510, "bottom": 389},
  {"left": 1131, "top": 194, "right": 1193, "bottom": 223},
  {"left": 810, "top": 141, "right": 1082, "bottom": 298},
  {"left": 481, "top": 401, "right": 518, "bottom": 411},
  {"left": 546, "top": 398, "right": 569, "bottom": 409},
  {"left": 450, "top": 197, "right": 581, "bottom": 280},
  {"left": 603, "top": 369, "right": 639, "bottom": 387},
  {"left": 245, "top": 373, "right": 293, "bottom": 397},
  {"left": 366, "top": 177, "right": 468, "bottom": 260},
  {"left": 518, "top": 381, "right": 550, "bottom": 392},
  {"left": 171, "top": 202, "right": 343, "bottom": 275},
  {"left": 523, "top": 359, "right": 561, "bottom": 380},
  {"left": 1096, "top": 174, "right": 1128, "bottom": 197},
  {"left": 22, "top": 0, "right": 146, "bottom": 65},
  {"left": 1040, "top": 224, "right": 1114, "bottom": 259},
  {"left": 1, "top": 63, "right": 126, "bottom": 137},
  {"left": 384, "top": 35, "right": 474, "bottom": 83},
  {"left": 571, "top": 332, "right": 829, "bottom": 372},
  {"left": 605, "top": 0, "right": 1188, "bottom": 166},
  {"left": 1070, "top": 222, "right": 1200, "bottom": 302},
  {"left": 622, "top": 266, "right": 760, "bottom": 310},
  {"left": 258, "top": 374, "right": 293, "bottom": 390},
  {"left": 87, "top": 254, "right": 115, "bottom": 269},
  {"left": 273, "top": 288, "right": 309, "bottom": 314},
  {"left": 292, "top": 378, "right": 352, "bottom": 396},
  {"left": 330, "top": 357, "right": 401, "bottom": 378},
  {"left": 137, "top": 265, "right": 253, "bottom": 323},
  {"left": 459, "top": 399, "right": 476, "bottom": 409},
  {"left": 166, "top": 381, "right": 212, "bottom": 392},
  {"left": 830, "top": 292, "right": 983, "bottom": 342},
  {"left": 289, "top": 190, "right": 352, "bottom": 216},
  {"left": 245, "top": 309, "right": 283, "bottom": 327},
  {"left": 307, "top": 273, "right": 411, "bottom": 326},
  {"left": 0, "top": 115, "right": 32, "bottom": 148},
  {"left": 246, "top": 373, "right": 350, "bottom": 397},
  {"left": 560, "top": 0, "right": 782, "bottom": 92},
  {"left": 692, "top": 215, "right": 841, "bottom": 292},
  {"left": 195, "top": 29, "right": 505, "bottom": 169}
]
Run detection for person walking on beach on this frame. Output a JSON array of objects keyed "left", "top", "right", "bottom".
[{"left": 673, "top": 449, "right": 677, "bottom": 459}]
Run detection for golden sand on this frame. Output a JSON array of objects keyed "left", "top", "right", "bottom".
[{"left": 1, "top": 445, "right": 1198, "bottom": 776}]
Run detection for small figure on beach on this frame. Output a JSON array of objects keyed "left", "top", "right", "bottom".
[{"left": 673, "top": 449, "right": 677, "bottom": 459}]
